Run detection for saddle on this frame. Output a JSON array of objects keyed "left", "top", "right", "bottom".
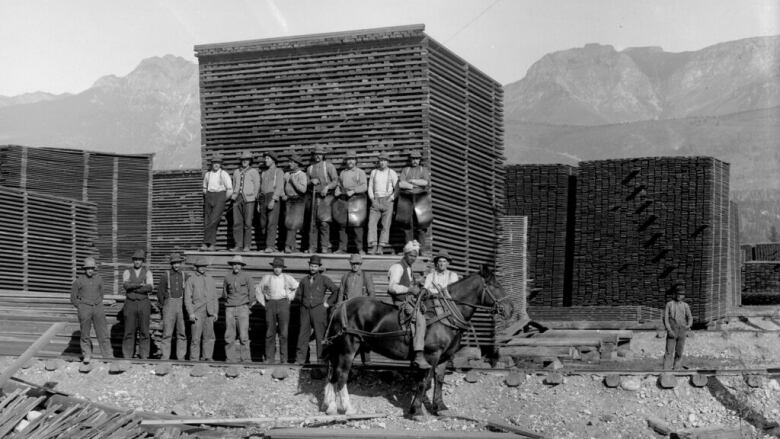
[{"left": 397, "top": 289, "right": 452, "bottom": 329}]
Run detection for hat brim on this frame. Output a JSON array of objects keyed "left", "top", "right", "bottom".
[
  {"left": 170, "top": 259, "right": 184, "bottom": 264},
  {"left": 229, "top": 261, "right": 247, "bottom": 266},
  {"left": 270, "top": 263, "right": 286, "bottom": 268},
  {"left": 83, "top": 264, "right": 97, "bottom": 269},
  {"left": 433, "top": 256, "right": 452, "bottom": 263}
]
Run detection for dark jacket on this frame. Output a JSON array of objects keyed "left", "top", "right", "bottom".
[
  {"left": 295, "top": 273, "right": 338, "bottom": 309},
  {"left": 71, "top": 274, "right": 104, "bottom": 306}
]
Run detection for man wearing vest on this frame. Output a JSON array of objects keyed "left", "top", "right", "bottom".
[
  {"left": 367, "top": 151, "right": 398, "bottom": 255},
  {"left": 256, "top": 256, "right": 299, "bottom": 363},
  {"left": 157, "top": 252, "right": 188, "bottom": 360},
  {"left": 399, "top": 150, "right": 431, "bottom": 254},
  {"left": 387, "top": 241, "right": 432, "bottom": 369},
  {"left": 122, "top": 249, "right": 154, "bottom": 359},
  {"left": 231, "top": 151, "right": 261, "bottom": 252},
  {"left": 185, "top": 257, "right": 219, "bottom": 361},
  {"left": 71, "top": 257, "right": 113, "bottom": 363},
  {"left": 223, "top": 255, "right": 255, "bottom": 362},
  {"left": 335, "top": 150, "right": 368, "bottom": 254},
  {"left": 294, "top": 255, "right": 339, "bottom": 364},
  {"left": 307, "top": 145, "right": 339, "bottom": 253},
  {"left": 282, "top": 153, "right": 309, "bottom": 253},
  {"left": 201, "top": 153, "right": 233, "bottom": 251},
  {"left": 259, "top": 151, "right": 285, "bottom": 253}
]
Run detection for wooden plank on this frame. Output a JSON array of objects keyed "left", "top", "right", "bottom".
[{"left": 0, "top": 322, "right": 65, "bottom": 387}]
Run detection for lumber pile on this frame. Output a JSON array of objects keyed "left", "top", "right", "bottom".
[
  {"left": 728, "top": 201, "right": 741, "bottom": 307},
  {"left": 495, "top": 216, "right": 528, "bottom": 332},
  {"left": 753, "top": 243, "right": 780, "bottom": 261},
  {"left": 528, "top": 305, "right": 662, "bottom": 322}
]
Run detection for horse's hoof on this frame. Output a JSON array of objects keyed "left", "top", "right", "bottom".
[
  {"left": 436, "top": 408, "right": 451, "bottom": 417},
  {"left": 325, "top": 406, "right": 338, "bottom": 416},
  {"left": 344, "top": 407, "right": 357, "bottom": 416}
]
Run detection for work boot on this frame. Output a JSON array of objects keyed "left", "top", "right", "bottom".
[
  {"left": 284, "top": 246, "right": 293, "bottom": 254},
  {"left": 242, "top": 247, "right": 251, "bottom": 252},
  {"left": 229, "top": 246, "right": 241, "bottom": 252},
  {"left": 369, "top": 244, "right": 378, "bottom": 255},
  {"left": 412, "top": 351, "right": 432, "bottom": 369},
  {"left": 377, "top": 245, "right": 384, "bottom": 255}
]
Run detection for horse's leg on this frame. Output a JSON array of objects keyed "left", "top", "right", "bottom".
[
  {"left": 321, "top": 356, "right": 338, "bottom": 415},
  {"left": 431, "top": 361, "right": 449, "bottom": 414},
  {"left": 409, "top": 366, "right": 434, "bottom": 418},
  {"left": 335, "top": 346, "right": 357, "bottom": 415}
]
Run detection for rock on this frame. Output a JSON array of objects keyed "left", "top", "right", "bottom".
[
  {"left": 504, "top": 371, "right": 524, "bottom": 387},
  {"left": 15, "top": 419, "right": 29, "bottom": 433},
  {"left": 616, "top": 349, "right": 633, "bottom": 360},
  {"left": 109, "top": 360, "right": 130, "bottom": 374},
  {"left": 600, "top": 414, "right": 616, "bottom": 423},
  {"left": 604, "top": 375, "right": 621, "bottom": 388},
  {"left": 647, "top": 415, "right": 673, "bottom": 435},
  {"left": 690, "top": 374, "right": 708, "bottom": 387},
  {"left": 580, "top": 350, "right": 600, "bottom": 363},
  {"left": 687, "top": 413, "right": 698, "bottom": 425},
  {"left": 155, "top": 364, "right": 172, "bottom": 376},
  {"left": 543, "top": 358, "right": 563, "bottom": 370},
  {"left": 225, "top": 366, "right": 240, "bottom": 378},
  {"left": 27, "top": 411, "right": 42, "bottom": 421},
  {"left": 658, "top": 373, "right": 677, "bottom": 389},
  {"left": 620, "top": 376, "right": 641, "bottom": 391},
  {"left": 171, "top": 404, "right": 191, "bottom": 417},
  {"left": 271, "top": 367, "right": 289, "bottom": 380},
  {"left": 767, "top": 379, "right": 780, "bottom": 391},
  {"left": 656, "top": 330, "right": 666, "bottom": 339},
  {"left": 745, "top": 375, "right": 763, "bottom": 388},
  {"left": 21, "top": 360, "right": 34, "bottom": 369},
  {"left": 78, "top": 362, "right": 94, "bottom": 374},
  {"left": 464, "top": 370, "right": 480, "bottom": 383},
  {"left": 544, "top": 372, "right": 563, "bottom": 385},
  {"left": 44, "top": 359, "right": 62, "bottom": 371},
  {"left": 190, "top": 364, "right": 209, "bottom": 377}
]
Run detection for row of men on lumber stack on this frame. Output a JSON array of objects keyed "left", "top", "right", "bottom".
[
  {"left": 201, "top": 144, "right": 432, "bottom": 256},
  {"left": 70, "top": 241, "right": 460, "bottom": 369}
]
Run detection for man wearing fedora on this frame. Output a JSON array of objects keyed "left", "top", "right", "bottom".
[
  {"left": 257, "top": 257, "right": 299, "bottom": 363},
  {"left": 423, "top": 250, "right": 459, "bottom": 296},
  {"left": 367, "top": 150, "right": 398, "bottom": 255},
  {"left": 231, "top": 151, "right": 261, "bottom": 252},
  {"left": 399, "top": 150, "right": 431, "bottom": 254},
  {"left": 307, "top": 145, "right": 339, "bottom": 253},
  {"left": 259, "top": 151, "right": 285, "bottom": 253},
  {"left": 121, "top": 249, "right": 154, "bottom": 359},
  {"left": 282, "top": 152, "right": 309, "bottom": 253},
  {"left": 294, "top": 255, "right": 338, "bottom": 364},
  {"left": 157, "top": 252, "right": 188, "bottom": 360},
  {"left": 201, "top": 153, "right": 233, "bottom": 251},
  {"left": 335, "top": 253, "right": 375, "bottom": 305},
  {"left": 71, "top": 257, "right": 113, "bottom": 363},
  {"left": 663, "top": 282, "right": 693, "bottom": 370},
  {"left": 223, "top": 255, "right": 255, "bottom": 362},
  {"left": 185, "top": 257, "right": 219, "bottom": 361},
  {"left": 335, "top": 150, "right": 368, "bottom": 254}
]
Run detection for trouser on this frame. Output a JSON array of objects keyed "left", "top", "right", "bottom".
[
  {"left": 258, "top": 192, "right": 280, "bottom": 250},
  {"left": 76, "top": 303, "right": 113, "bottom": 359},
  {"left": 296, "top": 305, "right": 327, "bottom": 363},
  {"left": 404, "top": 226, "right": 427, "bottom": 249},
  {"left": 122, "top": 298, "right": 151, "bottom": 359},
  {"left": 284, "top": 197, "right": 305, "bottom": 251},
  {"left": 664, "top": 324, "right": 687, "bottom": 370},
  {"left": 309, "top": 195, "right": 333, "bottom": 252},
  {"left": 368, "top": 196, "right": 393, "bottom": 247},
  {"left": 190, "top": 310, "right": 215, "bottom": 361},
  {"left": 232, "top": 197, "right": 255, "bottom": 249},
  {"left": 225, "top": 304, "right": 251, "bottom": 362},
  {"left": 265, "top": 298, "right": 290, "bottom": 363},
  {"left": 203, "top": 191, "right": 227, "bottom": 246},
  {"left": 160, "top": 297, "right": 187, "bottom": 360},
  {"left": 338, "top": 225, "right": 364, "bottom": 253},
  {"left": 410, "top": 310, "right": 426, "bottom": 351}
]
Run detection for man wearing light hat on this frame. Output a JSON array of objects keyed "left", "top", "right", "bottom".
[
  {"left": 256, "top": 256, "right": 299, "bottom": 363},
  {"left": 423, "top": 250, "right": 459, "bottom": 296},
  {"left": 222, "top": 255, "right": 255, "bottom": 362},
  {"left": 367, "top": 150, "right": 398, "bottom": 255},
  {"left": 157, "top": 252, "right": 188, "bottom": 360},
  {"left": 121, "top": 249, "right": 154, "bottom": 359},
  {"left": 71, "top": 257, "right": 113, "bottom": 363},
  {"left": 387, "top": 240, "right": 431, "bottom": 369},
  {"left": 231, "top": 151, "right": 261, "bottom": 252},
  {"left": 185, "top": 257, "right": 219, "bottom": 361},
  {"left": 307, "top": 145, "right": 339, "bottom": 253},
  {"left": 259, "top": 151, "right": 285, "bottom": 252},
  {"left": 201, "top": 153, "right": 233, "bottom": 251},
  {"left": 398, "top": 150, "right": 431, "bottom": 254},
  {"left": 335, "top": 149, "right": 368, "bottom": 254},
  {"left": 336, "top": 254, "right": 375, "bottom": 305},
  {"left": 294, "top": 255, "right": 339, "bottom": 363},
  {"left": 282, "top": 152, "right": 309, "bottom": 253},
  {"left": 663, "top": 282, "right": 693, "bottom": 370}
]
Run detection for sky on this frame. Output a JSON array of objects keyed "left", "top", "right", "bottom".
[{"left": 0, "top": 0, "right": 778, "bottom": 96}]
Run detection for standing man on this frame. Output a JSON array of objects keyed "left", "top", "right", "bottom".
[
  {"left": 157, "top": 252, "right": 188, "bottom": 361},
  {"left": 282, "top": 153, "right": 309, "bottom": 253},
  {"left": 335, "top": 253, "right": 375, "bottom": 305},
  {"left": 387, "top": 241, "right": 431, "bottom": 369},
  {"left": 122, "top": 249, "right": 154, "bottom": 359},
  {"left": 294, "top": 255, "right": 339, "bottom": 364},
  {"left": 399, "top": 150, "right": 431, "bottom": 254},
  {"left": 367, "top": 151, "right": 398, "bottom": 255},
  {"left": 663, "top": 283, "right": 693, "bottom": 370},
  {"left": 223, "top": 255, "right": 255, "bottom": 362},
  {"left": 307, "top": 145, "right": 339, "bottom": 254},
  {"left": 185, "top": 257, "right": 219, "bottom": 361},
  {"left": 335, "top": 150, "right": 368, "bottom": 254},
  {"left": 256, "top": 257, "right": 299, "bottom": 363},
  {"left": 71, "top": 257, "right": 113, "bottom": 363},
  {"left": 259, "top": 151, "right": 285, "bottom": 253},
  {"left": 201, "top": 153, "right": 233, "bottom": 251},
  {"left": 231, "top": 151, "right": 261, "bottom": 252}
]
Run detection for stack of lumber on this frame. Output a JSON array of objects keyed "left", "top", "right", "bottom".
[
  {"left": 742, "top": 261, "right": 780, "bottom": 295},
  {"left": 194, "top": 24, "right": 504, "bottom": 269},
  {"left": 572, "top": 157, "right": 733, "bottom": 324},
  {"left": 0, "top": 187, "right": 97, "bottom": 294},
  {"left": 504, "top": 165, "right": 575, "bottom": 306},
  {"left": 527, "top": 305, "right": 662, "bottom": 323},
  {"left": 728, "top": 201, "right": 741, "bottom": 307},
  {"left": 753, "top": 243, "right": 780, "bottom": 261},
  {"left": 741, "top": 244, "right": 754, "bottom": 262},
  {"left": 499, "top": 329, "right": 632, "bottom": 360},
  {"left": 0, "top": 145, "right": 153, "bottom": 294},
  {"left": 495, "top": 216, "right": 528, "bottom": 331}
]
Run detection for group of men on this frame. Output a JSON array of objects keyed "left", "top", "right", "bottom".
[
  {"left": 201, "top": 145, "right": 431, "bottom": 256},
  {"left": 70, "top": 240, "right": 461, "bottom": 369}
]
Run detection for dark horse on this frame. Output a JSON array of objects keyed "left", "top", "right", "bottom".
[{"left": 321, "top": 266, "right": 512, "bottom": 417}]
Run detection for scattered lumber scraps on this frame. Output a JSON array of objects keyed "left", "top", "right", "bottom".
[
  {"left": 647, "top": 416, "right": 745, "bottom": 439},
  {"left": 440, "top": 413, "right": 548, "bottom": 439},
  {"left": 141, "top": 413, "right": 389, "bottom": 428},
  {"left": 266, "top": 428, "right": 521, "bottom": 438}
]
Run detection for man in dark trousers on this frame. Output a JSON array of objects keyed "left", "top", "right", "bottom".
[
  {"left": 335, "top": 253, "right": 375, "bottom": 305},
  {"left": 259, "top": 151, "right": 285, "bottom": 253},
  {"left": 222, "top": 254, "right": 255, "bottom": 362},
  {"left": 201, "top": 153, "right": 233, "bottom": 251},
  {"left": 156, "top": 252, "right": 188, "bottom": 360},
  {"left": 306, "top": 145, "right": 339, "bottom": 253},
  {"left": 282, "top": 153, "right": 309, "bottom": 253},
  {"left": 231, "top": 151, "right": 261, "bottom": 252},
  {"left": 122, "top": 249, "right": 154, "bottom": 359},
  {"left": 294, "top": 255, "right": 338, "bottom": 363},
  {"left": 663, "top": 283, "right": 693, "bottom": 370},
  {"left": 185, "top": 257, "right": 219, "bottom": 361},
  {"left": 71, "top": 257, "right": 113, "bottom": 363},
  {"left": 398, "top": 150, "right": 431, "bottom": 254},
  {"left": 256, "top": 257, "right": 299, "bottom": 363},
  {"left": 335, "top": 150, "right": 368, "bottom": 255}
]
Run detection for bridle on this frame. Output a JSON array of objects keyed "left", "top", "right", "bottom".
[{"left": 442, "top": 276, "right": 509, "bottom": 316}]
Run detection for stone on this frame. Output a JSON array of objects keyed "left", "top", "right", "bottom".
[
  {"left": 44, "top": 359, "right": 62, "bottom": 371},
  {"left": 543, "top": 358, "right": 563, "bottom": 370},
  {"left": 271, "top": 367, "right": 288, "bottom": 380},
  {"left": 658, "top": 373, "right": 677, "bottom": 389},
  {"left": 190, "top": 364, "right": 208, "bottom": 377},
  {"left": 656, "top": 330, "right": 666, "bottom": 339},
  {"left": 600, "top": 414, "right": 616, "bottom": 423},
  {"left": 171, "top": 404, "right": 191, "bottom": 417},
  {"left": 580, "top": 350, "right": 600, "bottom": 363},
  {"left": 108, "top": 362, "right": 124, "bottom": 374},
  {"left": 504, "top": 371, "right": 524, "bottom": 387},
  {"left": 155, "top": 364, "right": 172, "bottom": 376},
  {"left": 767, "top": 379, "right": 780, "bottom": 391},
  {"left": 620, "top": 376, "right": 641, "bottom": 391},
  {"left": 745, "top": 375, "right": 763, "bottom": 388},
  {"left": 464, "top": 370, "right": 480, "bottom": 383},
  {"left": 616, "top": 349, "right": 633, "bottom": 359},
  {"left": 225, "top": 366, "right": 240, "bottom": 378},
  {"left": 690, "top": 374, "right": 708, "bottom": 387},
  {"left": 544, "top": 372, "right": 563, "bottom": 385},
  {"left": 78, "top": 362, "right": 94, "bottom": 374},
  {"left": 21, "top": 360, "right": 34, "bottom": 369},
  {"left": 604, "top": 375, "right": 621, "bottom": 388}
]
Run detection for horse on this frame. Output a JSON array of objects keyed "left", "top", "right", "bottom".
[{"left": 320, "top": 265, "right": 513, "bottom": 417}]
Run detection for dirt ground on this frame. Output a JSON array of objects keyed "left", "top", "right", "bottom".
[{"left": 4, "top": 320, "right": 780, "bottom": 439}]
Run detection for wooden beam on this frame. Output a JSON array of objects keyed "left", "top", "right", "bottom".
[
  {"left": 141, "top": 413, "right": 388, "bottom": 427},
  {"left": 0, "top": 322, "right": 65, "bottom": 387}
]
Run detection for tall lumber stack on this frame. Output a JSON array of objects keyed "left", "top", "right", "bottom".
[
  {"left": 572, "top": 157, "right": 732, "bottom": 324},
  {"left": 151, "top": 170, "right": 205, "bottom": 273},
  {"left": 504, "top": 165, "right": 575, "bottom": 306},
  {"left": 194, "top": 24, "right": 504, "bottom": 271},
  {"left": 0, "top": 145, "right": 153, "bottom": 294},
  {"left": 495, "top": 216, "right": 528, "bottom": 329},
  {"left": 728, "top": 201, "right": 741, "bottom": 307}
]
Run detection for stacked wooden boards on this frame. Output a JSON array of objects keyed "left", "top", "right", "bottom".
[
  {"left": 194, "top": 24, "right": 504, "bottom": 271},
  {"left": 495, "top": 216, "right": 528, "bottom": 329},
  {"left": 0, "top": 145, "right": 153, "bottom": 294}
]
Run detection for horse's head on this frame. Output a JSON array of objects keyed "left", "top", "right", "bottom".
[{"left": 478, "top": 264, "right": 514, "bottom": 320}]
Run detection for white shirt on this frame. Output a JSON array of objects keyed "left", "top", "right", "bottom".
[
  {"left": 256, "top": 273, "right": 299, "bottom": 304},
  {"left": 424, "top": 270, "right": 459, "bottom": 295},
  {"left": 203, "top": 170, "right": 233, "bottom": 193},
  {"left": 122, "top": 267, "right": 154, "bottom": 286},
  {"left": 369, "top": 168, "right": 399, "bottom": 199},
  {"left": 387, "top": 262, "right": 413, "bottom": 294}
]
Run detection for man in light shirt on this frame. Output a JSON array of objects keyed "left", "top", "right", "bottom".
[
  {"left": 230, "top": 151, "right": 260, "bottom": 252},
  {"left": 201, "top": 153, "right": 233, "bottom": 251},
  {"left": 335, "top": 150, "right": 368, "bottom": 254},
  {"left": 121, "top": 249, "right": 154, "bottom": 359},
  {"left": 282, "top": 153, "right": 308, "bottom": 253},
  {"left": 256, "top": 257, "right": 299, "bottom": 363},
  {"left": 423, "top": 250, "right": 459, "bottom": 296},
  {"left": 367, "top": 151, "right": 398, "bottom": 255},
  {"left": 663, "top": 283, "right": 693, "bottom": 370}
]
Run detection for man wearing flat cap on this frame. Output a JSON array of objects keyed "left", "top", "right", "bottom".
[
  {"left": 294, "top": 255, "right": 339, "bottom": 363},
  {"left": 335, "top": 150, "right": 368, "bottom": 254},
  {"left": 157, "top": 252, "right": 188, "bottom": 360},
  {"left": 368, "top": 150, "right": 399, "bottom": 255},
  {"left": 185, "top": 257, "right": 219, "bottom": 361},
  {"left": 399, "top": 150, "right": 432, "bottom": 254},
  {"left": 336, "top": 253, "right": 375, "bottom": 305},
  {"left": 663, "top": 282, "right": 693, "bottom": 370},
  {"left": 121, "top": 249, "right": 154, "bottom": 359},
  {"left": 201, "top": 153, "right": 233, "bottom": 251},
  {"left": 257, "top": 257, "right": 299, "bottom": 363},
  {"left": 71, "top": 257, "right": 113, "bottom": 363},
  {"left": 282, "top": 152, "right": 309, "bottom": 253},
  {"left": 223, "top": 255, "right": 255, "bottom": 362},
  {"left": 258, "top": 151, "right": 285, "bottom": 253},
  {"left": 231, "top": 151, "right": 261, "bottom": 252},
  {"left": 307, "top": 145, "right": 339, "bottom": 253}
]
